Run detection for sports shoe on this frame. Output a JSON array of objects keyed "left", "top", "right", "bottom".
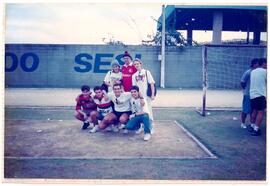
[
  {"left": 247, "top": 124, "right": 254, "bottom": 132},
  {"left": 250, "top": 129, "right": 261, "bottom": 136},
  {"left": 112, "top": 125, "right": 119, "bottom": 133},
  {"left": 89, "top": 122, "right": 95, "bottom": 129},
  {"left": 81, "top": 122, "right": 90, "bottom": 130},
  {"left": 150, "top": 127, "right": 154, "bottom": 134},
  {"left": 240, "top": 123, "right": 247, "bottom": 129},
  {"left": 144, "top": 133, "right": 151, "bottom": 141},
  {"left": 89, "top": 125, "right": 99, "bottom": 133},
  {"left": 122, "top": 129, "right": 129, "bottom": 134},
  {"left": 105, "top": 125, "right": 113, "bottom": 132},
  {"left": 118, "top": 123, "right": 125, "bottom": 129},
  {"left": 135, "top": 125, "right": 143, "bottom": 134}
]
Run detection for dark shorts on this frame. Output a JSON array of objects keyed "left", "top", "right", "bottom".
[
  {"left": 113, "top": 111, "right": 132, "bottom": 120},
  {"left": 250, "top": 96, "right": 266, "bottom": 111}
]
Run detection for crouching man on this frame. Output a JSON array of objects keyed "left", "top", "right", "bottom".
[
  {"left": 74, "top": 85, "right": 97, "bottom": 130},
  {"left": 89, "top": 86, "right": 118, "bottom": 133}
]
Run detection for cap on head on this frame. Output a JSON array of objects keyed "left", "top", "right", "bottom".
[
  {"left": 133, "top": 58, "right": 142, "bottom": 64},
  {"left": 123, "top": 51, "right": 132, "bottom": 60},
  {"left": 111, "top": 60, "right": 120, "bottom": 68}
]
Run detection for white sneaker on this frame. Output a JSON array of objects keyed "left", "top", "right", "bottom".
[
  {"left": 105, "top": 125, "right": 113, "bottom": 132},
  {"left": 143, "top": 133, "right": 151, "bottom": 141},
  {"left": 240, "top": 123, "right": 247, "bottom": 129},
  {"left": 150, "top": 127, "right": 154, "bottom": 134},
  {"left": 112, "top": 125, "right": 119, "bottom": 133},
  {"left": 122, "top": 129, "right": 129, "bottom": 134},
  {"left": 89, "top": 122, "right": 95, "bottom": 129},
  {"left": 135, "top": 125, "right": 143, "bottom": 134},
  {"left": 89, "top": 125, "right": 99, "bottom": 133},
  {"left": 118, "top": 123, "right": 125, "bottom": 129}
]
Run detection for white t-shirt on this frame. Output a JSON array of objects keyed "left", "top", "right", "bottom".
[
  {"left": 132, "top": 69, "right": 155, "bottom": 98},
  {"left": 107, "top": 92, "right": 131, "bottom": 112},
  {"left": 130, "top": 97, "right": 150, "bottom": 115},
  {"left": 250, "top": 67, "right": 267, "bottom": 99},
  {"left": 104, "top": 71, "right": 122, "bottom": 92}
]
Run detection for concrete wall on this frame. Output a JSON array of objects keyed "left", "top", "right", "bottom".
[
  {"left": 5, "top": 44, "right": 160, "bottom": 88},
  {"left": 5, "top": 44, "right": 266, "bottom": 89}
]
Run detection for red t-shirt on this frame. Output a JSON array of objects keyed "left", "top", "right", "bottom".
[
  {"left": 75, "top": 93, "right": 97, "bottom": 111},
  {"left": 122, "top": 64, "right": 137, "bottom": 92}
]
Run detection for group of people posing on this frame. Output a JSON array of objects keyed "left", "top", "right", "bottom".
[
  {"left": 74, "top": 51, "right": 156, "bottom": 141},
  {"left": 240, "top": 57, "right": 266, "bottom": 136}
]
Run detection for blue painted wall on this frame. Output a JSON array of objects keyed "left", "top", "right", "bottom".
[{"left": 5, "top": 44, "right": 266, "bottom": 88}]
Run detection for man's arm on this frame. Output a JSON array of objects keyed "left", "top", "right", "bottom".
[
  {"left": 76, "top": 99, "right": 87, "bottom": 119},
  {"left": 150, "top": 83, "right": 155, "bottom": 100},
  {"left": 102, "top": 90, "right": 110, "bottom": 101},
  {"left": 240, "top": 82, "right": 246, "bottom": 89}
]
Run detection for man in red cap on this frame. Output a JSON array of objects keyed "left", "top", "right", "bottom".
[{"left": 121, "top": 51, "right": 137, "bottom": 92}]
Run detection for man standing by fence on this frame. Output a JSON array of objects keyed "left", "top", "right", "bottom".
[
  {"left": 240, "top": 59, "right": 258, "bottom": 129},
  {"left": 249, "top": 58, "right": 267, "bottom": 136}
]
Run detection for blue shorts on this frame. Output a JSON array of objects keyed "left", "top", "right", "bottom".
[
  {"left": 242, "top": 95, "right": 251, "bottom": 114},
  {"left": 97, "top": 112, "right": 104, "bottom": 120}
]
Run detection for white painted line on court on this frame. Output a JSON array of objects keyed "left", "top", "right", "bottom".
[
  {"left": 5, "top": 156, "right": 215, "bottom": 160},
  {"left": 174, "top": 120, "right": 218, "bottom": 159}
]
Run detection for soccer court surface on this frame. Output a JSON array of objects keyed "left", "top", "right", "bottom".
[{"left": 5, "top": 119, "right": 216, "bottom": 160}]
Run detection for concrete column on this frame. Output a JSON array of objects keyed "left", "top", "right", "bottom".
[
  {"left": 212, "top": 11, "right": 223, "bottom": 44},
  {"left": 246, "top": 29, "right": 250, "bottom": 44},
  {"left": 253, "top": 30, "right": 261, "bottom": 45},
  {"left": 187, "top": 29, "right": 193, "bottom": 45}
]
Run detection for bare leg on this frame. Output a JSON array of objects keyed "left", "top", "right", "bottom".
[
  {"left": 74, "top": 111, "right": 85, "bottom": 122},
  {"left": 255, "top": 110, "right": 265, "bottom": 128},
  {"left": 250, "top": 110, "right": 258, "bottom": 124},
  {"left": 90, "top": 111, "right": 99, "bottom": 125},
  {"left": 241, "top": 112, "right": 247, "bottom": 124},
  {"left": 119, "top": 113, "right": 130, "bottom": 125},
  {"left": 99, "top": 113, "right": 117, "bottom": 130}
]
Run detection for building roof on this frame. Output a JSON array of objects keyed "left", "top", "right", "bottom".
[{"left": 157, "top": 5, "right": 267, "bottom": 32}]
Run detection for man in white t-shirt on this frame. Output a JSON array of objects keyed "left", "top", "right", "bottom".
[
  {"left": 249, "top": 58, "right": 267, "bottom": 136},
  {"left": 240, "top": 58, "right": 258, "bottom": 129},
  {"left": 125, "top": 86, "right": 152, "bottom": 141},
  {"left": 106, "top": 83, "right": 132, "bottom": 133}
]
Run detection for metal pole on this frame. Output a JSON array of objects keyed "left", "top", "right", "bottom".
[
  {"left": 202, "top": 46, "right": 208, "bottom": 116},
  {"left": 161, "top": 5, "right": 166, "bottom": 88},
  {"left": 246, "top": 28, "right": 250, "bottom": 44}
]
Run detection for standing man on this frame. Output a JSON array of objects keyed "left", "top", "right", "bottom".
[
  {"left": 240, "top": 58, "right": 258, "bottom": 129},
  {"left": 249, "top": 58, "right": 267, "bottom": 136},
  {"left": 121, "top": 51, "right": 137, "bottom": 92}
]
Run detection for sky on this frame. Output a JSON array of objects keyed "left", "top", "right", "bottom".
[{"left": 4, "top": 2, "right": 267, "bottom": 45}]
